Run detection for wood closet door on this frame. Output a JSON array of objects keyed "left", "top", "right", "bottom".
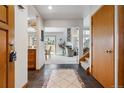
[
  {"left": 92, "top": 6, "right": 114, "bottom": 88},
  {"left": 0, "top": 5, "right": 15, "bottom": 88}
]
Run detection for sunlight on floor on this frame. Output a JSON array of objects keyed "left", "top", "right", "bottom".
[{"left": 45, "top": 55, "right": 79, "bottom": 64}]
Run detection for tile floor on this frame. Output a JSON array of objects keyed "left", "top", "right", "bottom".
[{"left": 27, "top": 64, "right": 103, "bottom": 88}]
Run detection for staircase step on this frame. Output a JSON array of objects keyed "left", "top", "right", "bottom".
[
  {"left": 79, "top": 52, "right": 89, "bottom": 61},
  {"left": 81, "top": 61, "right": 89, "bottom": 70}
]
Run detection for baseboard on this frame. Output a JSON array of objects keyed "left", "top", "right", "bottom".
[
  {"left": 22, "top": 83, "right": 28, "bottom": 88},
  {"left": 118, "top": 85, "right": 124, "bottom": 88}
]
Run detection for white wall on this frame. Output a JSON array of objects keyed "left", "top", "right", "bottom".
[
  {"left": 14, "top": 5, "right": 45, "bottom": 88},
  {"left": 36, "top": 16, "right": 45, "bottom": 69},
  {"left": 15, "top": 6, "right": 28, "bottom": 88},
  {"left": 82, "top": 6, "right": 102, "bottom": 72},
  {"left": 45, "top": 19, "right": 83, "bottom": 28},
  {"left": 28, "top": 6, "right": 45, "bottom": 70}
]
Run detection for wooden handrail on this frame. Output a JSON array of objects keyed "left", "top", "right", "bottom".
[{"left": 79, "top": 52, "right": 89, "bottom": 62}]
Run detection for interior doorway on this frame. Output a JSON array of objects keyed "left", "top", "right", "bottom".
[
  {"left": 44, "top": 27, "right": 79, "bottom": 64},
  {"left": 45, "top": 35, "right": 56, "bottom": 56}
]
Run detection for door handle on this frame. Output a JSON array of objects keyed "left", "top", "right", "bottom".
[
  {"left": 108, "top": 50, "right": 112, "bottom": 53},
  {"left": 105, "top": 50, "right": 112, "bottom": 53},
  {"left": 9, "top": 50, "right": 16, "bottom": 62},
  {"left": 9, "top": 41, "right": 16, "bottom": 62}
]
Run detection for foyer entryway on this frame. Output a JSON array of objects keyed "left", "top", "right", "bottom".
[{"left": 27, "top": 64, "right": 103, "bottom": 88}]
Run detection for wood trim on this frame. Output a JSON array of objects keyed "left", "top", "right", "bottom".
[
  {"left": 7, "top": 6, "right": 15, "bottom": 88},
  {"left": 113, "top": 6, "right": 115, "bottom": 88},
  {"left": 0, "top": 5, "right": 8, "bottom": 24},
  {"left": 118, "top": 5, "right": 124, "bottom": 88},
  {"left": 0, "top": 22, "right": 8, "bottom": 31},
  {"left": 79, "top": 52, "right": 89, "bottom": 62}
]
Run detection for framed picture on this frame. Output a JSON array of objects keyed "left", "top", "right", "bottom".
[
  {"left": 67, "top": 28, "right": 71, "bottom": 42},
  {"left": 41, "top": 30, "right": 44, "bottom": 41}
]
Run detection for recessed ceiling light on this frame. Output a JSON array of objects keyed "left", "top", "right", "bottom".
[{"left": 48, "top": 5, "right": 52, "bottom": 10}]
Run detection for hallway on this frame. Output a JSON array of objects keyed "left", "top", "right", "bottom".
[
  {"left": 0, "top": 5, "right": 124, "bottom": 88},
  {"left": 27, "top": 64, "right": 103, "bottom": 88}
]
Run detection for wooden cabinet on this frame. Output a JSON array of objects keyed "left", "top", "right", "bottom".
[{"left": 28, "top": 49, "right": 36, "bottom": 70}]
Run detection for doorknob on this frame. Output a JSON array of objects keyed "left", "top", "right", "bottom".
[
  {"left": 9, "top": 50, "right": 16, "bottom": 62},
  {"left": 105, "top": 50, "right": 112, "bottom": 53},
  {"left": 9, "top": 41, "right": 16, "bottom": 62},
  {"left": 108, "top": 50, "right": 112, "bottom": 53}
]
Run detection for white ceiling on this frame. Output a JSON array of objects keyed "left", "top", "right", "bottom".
[{"left": 34, "top": 5, "right": 101, "bottom": 20}]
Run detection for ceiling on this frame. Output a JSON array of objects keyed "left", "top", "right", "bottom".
[{"left": 34, "top": 5, "right": 101, "bottom": 20}]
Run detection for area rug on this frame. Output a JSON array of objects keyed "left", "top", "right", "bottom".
[{"left": 42, "top": 69, "right": 85, "bottom": 88}]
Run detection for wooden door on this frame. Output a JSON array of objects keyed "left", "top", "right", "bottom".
[
  {"left": 28, "top": 49, "right": 36, "bottom": 69},
  {"left": 0, "top": 30, "right": 7, "bottom": 87},
  {"left": 0, "top": 5, "right": 15, "bottom": 88},
  {"left": 118, "top": 6, "right": 124, "bottom": 88},
  {"left": 92, "top": 6, "right": 114, "bottom": 87}
]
